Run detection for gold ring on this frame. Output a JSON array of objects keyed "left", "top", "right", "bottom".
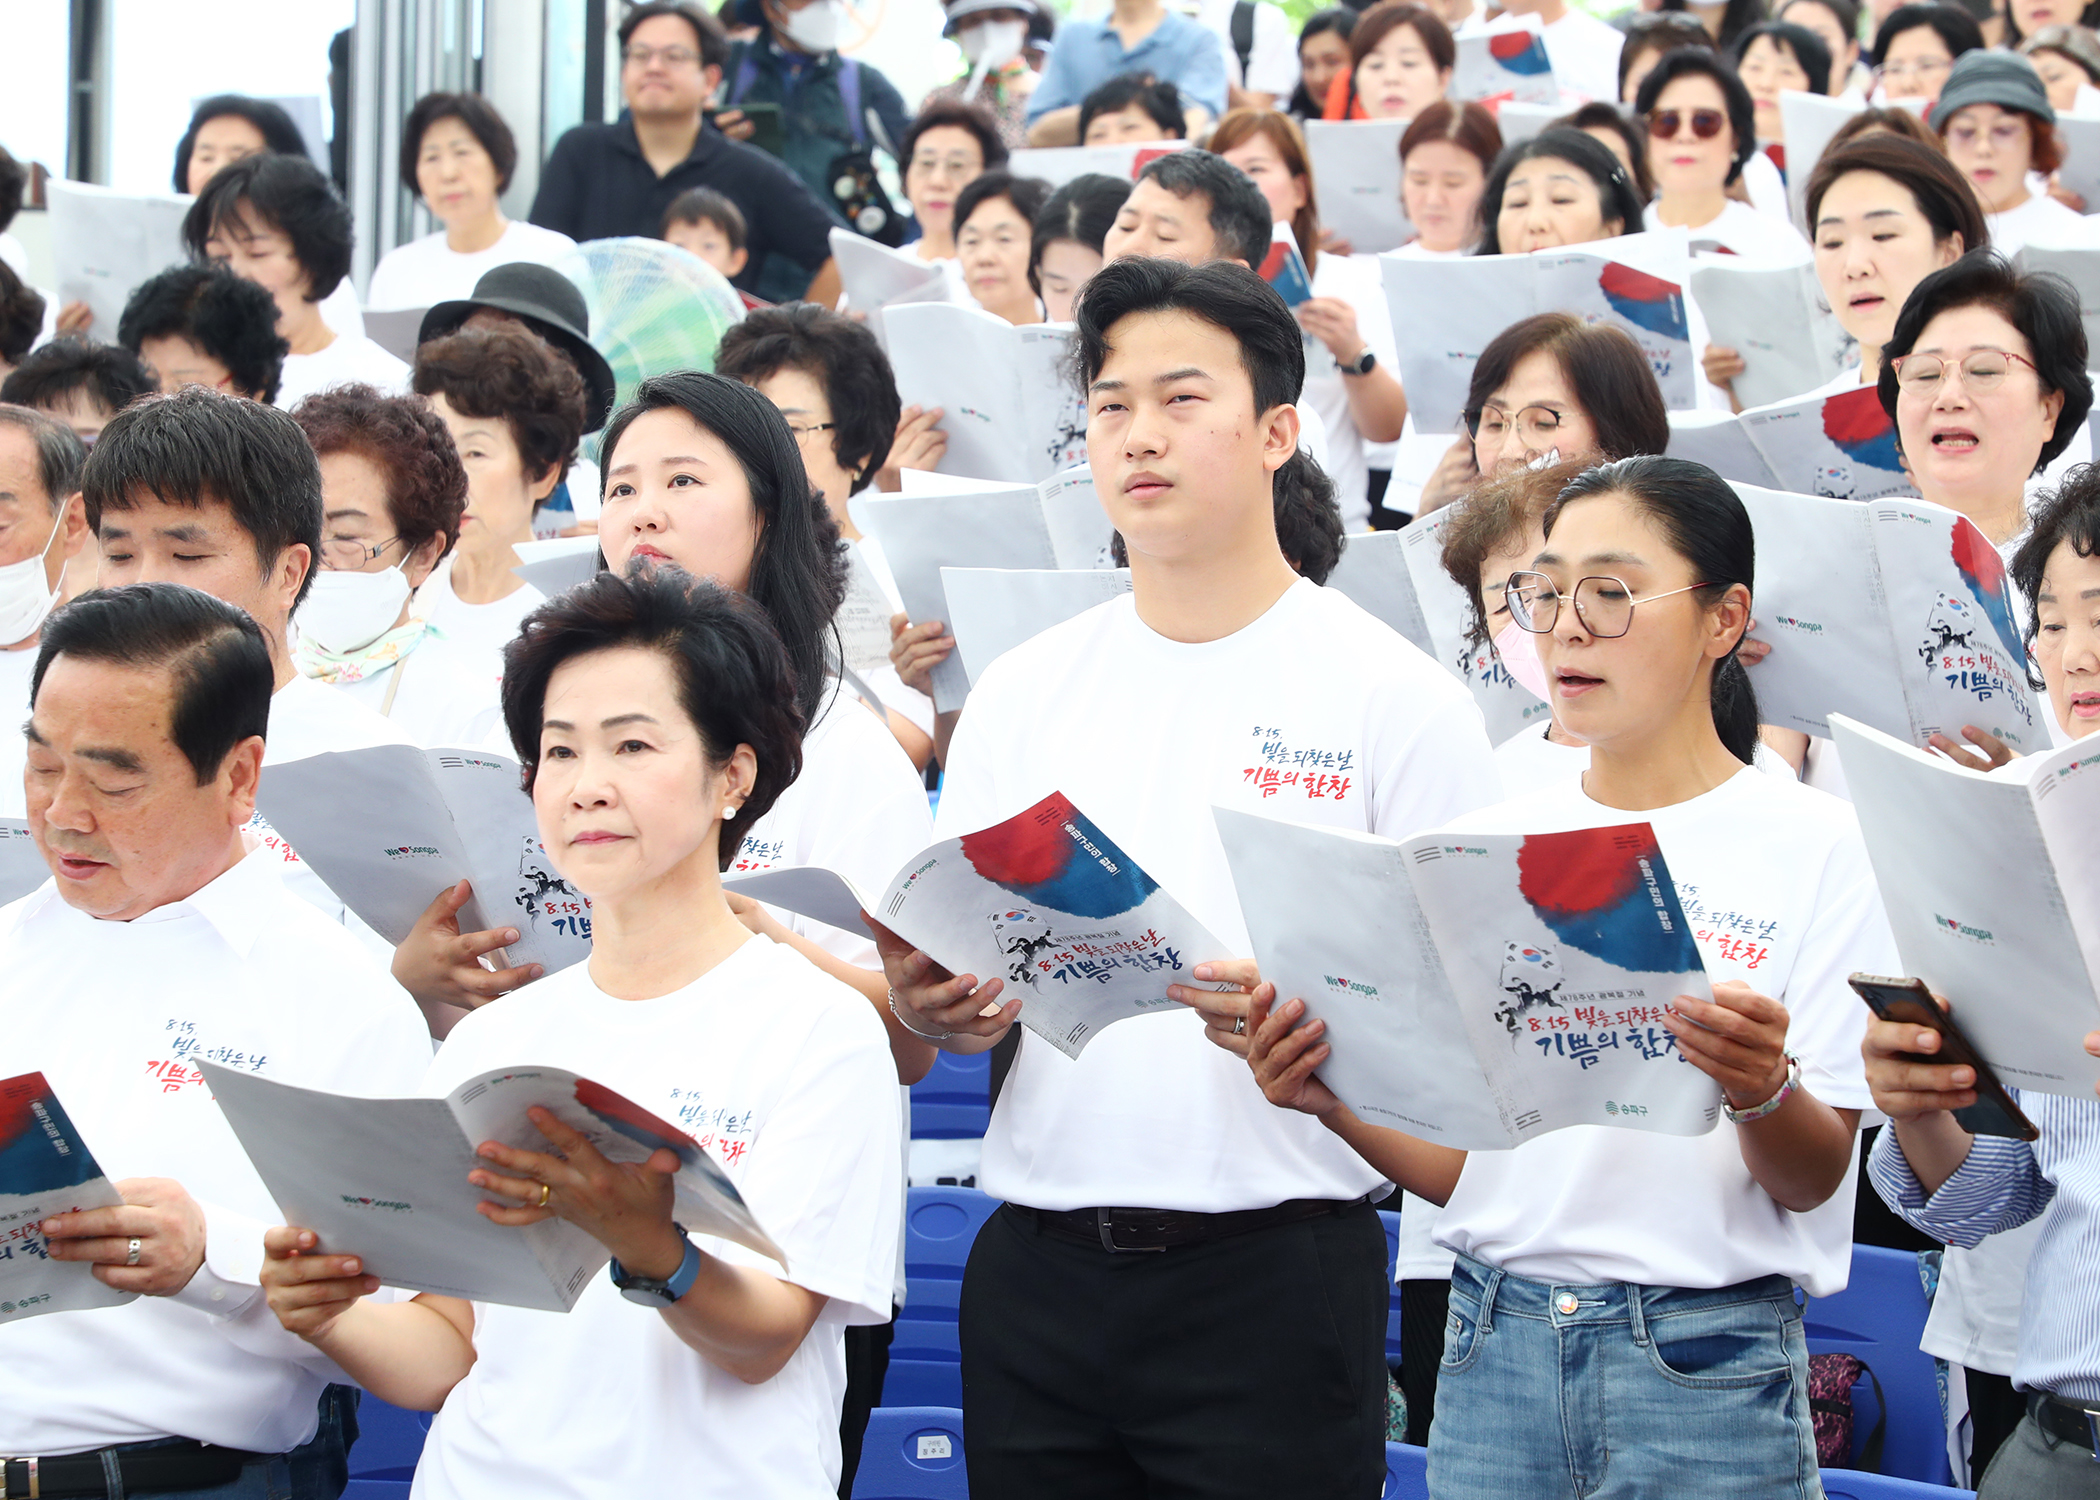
[{"left": 538, "top": 1183, "right": 552, "bottom": 1208}]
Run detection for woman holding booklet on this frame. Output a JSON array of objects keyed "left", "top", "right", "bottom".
[
  {"left": 256, "top": 565, "right": 905, "bottom": 1499},
  {"left": 1221, "top": 456, "right": 1895, "bottom": 1498}
]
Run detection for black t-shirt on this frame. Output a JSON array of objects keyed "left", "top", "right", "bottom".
[{"left": 528, "top": 117, "right": 841, "bottom": 292}]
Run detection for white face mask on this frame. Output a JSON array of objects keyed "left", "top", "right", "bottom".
[
  {"left": 1493, "top": 618, "right": 1553, "bottom": 701},
  {"left": 0, "top": 513, "right": 65, "bottom": 648},
  {"left": 959, "top": 17, "right": 1028, "bottom": 68},
  {"left": 781, "top": 0, "right": 842, "bottom": 53},
  {"left": 297, "top": 565, "right": 413, "bottom": 656}
]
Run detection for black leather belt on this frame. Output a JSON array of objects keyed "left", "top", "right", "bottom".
[
  {"left": 1009, "top": 1195, "right": 1369, "bottom": 1254},
  {"left": 2029, "top": 1390, "right": 2100, "bottom": 1459},
  {"left": 0, "top": 1441, "right": 259, "bottom": 1498}
]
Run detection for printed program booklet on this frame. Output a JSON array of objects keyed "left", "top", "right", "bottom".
[
  {"left": 202, "top": 1061, "right": 782, "bottom": 1312},
  {"left": 1217, "top": 808, "right": 1722, "bottom": 1149},
  {"left": 884, "top": 303, "right": 1088, "bottom": 485},
  {"left": 0, "top": 1072, "right": 135, "bottom": 1324}
]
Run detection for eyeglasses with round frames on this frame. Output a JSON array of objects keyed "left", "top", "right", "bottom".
[
  {"left": 1465, "top": 404, "right": 1567, "bottom": 448},
  {"left": 1646, "top": 108, "right": 1726, "bottom": 140},
  {"left": 1504, "top": 571, "right": 1713, "bottom": 637},
  {"left": 1889, "top": 349, "right": 2039, "bottom": 394},
  {"left": 319, "top": 535, "right": 404, "bottom": 572}
]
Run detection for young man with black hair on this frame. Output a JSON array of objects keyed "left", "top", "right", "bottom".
[
  {"left": 0, "top": 580, "right": 429, "bottom": 1500},
  {"left": 876, "top": 257, "right": 1498, "bottom": 1499},
  {"left": 1, "top": 336, "right": 158, "bottom": 443},
  {"left": 0, "top": 405, "right": 91, "bottom": 818},
  {"left": 530, "top": 0, "right": 844, "bottom": 304}
]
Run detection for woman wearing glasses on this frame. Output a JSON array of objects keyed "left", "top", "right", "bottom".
[
  {"left": 1869, "top": 2, "right": 1984, "bottom": 108},
  {"left": 1635, "top": 50, "right": 1812, "bottom": 262},
  {"left": 1235, "top": 454, "right": 1894, "bottom": 1499},
  {"left": 1929, "top": 51, "right": 2089, "bottom": 258}
]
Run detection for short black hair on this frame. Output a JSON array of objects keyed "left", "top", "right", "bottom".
[
  {"left": 714, "top": 302, "right": 901, "bottom": 488},
  {"left": 32, "top": 582, "right": 273, "bottom": 785},
  {"left": 1032, "top": 173, "right": 1131, "bottom": 293},
  {"left": 183, "top": 153, "right": 355, "bottom": 304},
  {"left": 171, "top": 95, "right": 313, "bottom": 194},
  {"left": 618, "top": 0, "right": 731, "bottom": 70},
  {"left": 1733, "top": 20, "right": 1835, "bottom": 97},
  {"left": 0, "top": 262, "right": 46, "bottom": 367},
  {"left": 1633, "top": 47, "right": 1759, "bottom": 185},
  {"left": 1878, "top": 251, "right": 2093, "bottom": 473},
  {"left": 1, "top": 338, "right": 159, "bottom": 425},
  {"left": 1476, "top": 129, "right": 1647, "bottom": 255},
  {"left": 0, "top": 404, "right": 87, "bottom": 509},
  {"left": 1080, "top": 74, "right": 1186, "bottom": 142},
  {"left": 501, "top": 563, "right": 804, "bottom": 869},
  {"left": 82, "top": 387, "right": 325, "bottom": 609},
  {"left": 1132, "top": 150, "right": 1273, "bottom": 267},
  {"left": 1870, "top": 2, "right": 1985, "bottom": 68},
  {"left": 2015, "top": 463, "right": 2100, "bottom": 649},
  {"left": 0, "top": 146, "right": 24, "bottom": 235},
  {"left": 902, "top": 100, "right": 1011, "bottom": 176},
  {"left": 401, "top": 92, "right": 521, "bottom": 197},
  {"left": 663, "top": 186, "right": 748, "bottom": 249},
  {"left": 954, "top": 170, "right": 1054, "bottom": 241},
  {"left": 117, "top": 264, "right": 289, "bottom": 406},
  {"left": 1777, "top": 0, "right": 1861, "bottom": 50}
]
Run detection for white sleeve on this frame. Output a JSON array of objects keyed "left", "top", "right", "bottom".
[
  {"left": 1365, "top": 683, "right": 1503, "bottom": 842},
  {"left": 795, "top": 705, "right": 934, "bottom": 966},
  {"left": 1779, "top": 826, "right": 1893, "bottom": 1112},
  {"left": 1246, "top": 3, "right": 1301, "bottom": 98}
]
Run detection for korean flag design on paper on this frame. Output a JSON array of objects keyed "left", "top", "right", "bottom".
[
  {"left": 1596, "top": 263, "right": 1690, "bottom": 343},
  {"left": 1488, "top": 29, "right": 1552, "bottom": 73},
  {"left": 1514, "top": 824, "right": 1704, "bottom": 975},
  {"left": 0, "top": 1075, "right": 102, "bottom": 1197},
  {"left": 958, "top": 793, "right": 1160, "bottom": 918},
  {"left": 1949, "top": 517, "right": 2026, "bottom": 662}
]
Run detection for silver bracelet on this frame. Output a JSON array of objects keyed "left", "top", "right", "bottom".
[{"left": 888, "top": 989, "right": 956, "bottom": 1043}]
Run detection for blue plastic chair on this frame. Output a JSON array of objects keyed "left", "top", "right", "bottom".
[
  {"left": 1378, "top": 1209, "right": 1404, "bottom": 1365},
  {"left": 1820, "top": 1471, "right": 1975, "bottom": 1499},
  {"left": 1803, "top": 1246, "right": 1952, "bottom": 1487},
  {"left": 909, "top": 1051, "right": 991, "bottom": 1139},
  {"left": 347, "top": 1397, "right": 431, "bottom": 1480},
  {"left": 852, "top": 1406, "right": 968, "bottom": 1499},
  {"left": 883, "top": 1188, "right": 1000, "bottom": 1409},
  {"left": 1383, "top": 1441, "right": 1430, "bottom": 1500}
]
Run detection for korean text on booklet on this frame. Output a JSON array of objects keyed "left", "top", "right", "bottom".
[
  {"left": 1217, "top": 809, "right": 1722, "bottom": 1149},
  {"left": 1830, "top": 717, "right": 2100, "bottom": 1098},
  {"left": 724, "top": 791, "right": 1227, "bottom": 1059},
  {"left": 0, "top": 1073, "right": 135, "bottom": 1324},
  {"left": 202, "top": 1062, "right": 782, "bottom": 1313},
  {"left": 256, "top": 744, "right": 592, "bottom": 979}
]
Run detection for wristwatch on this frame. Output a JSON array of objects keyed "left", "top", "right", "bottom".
[
  {"left": 1341, "top": 348, "right": 1377, "bottom": 377},
  {"left": 610, "top": 1225, "right": 701, "bottom": 1307}
]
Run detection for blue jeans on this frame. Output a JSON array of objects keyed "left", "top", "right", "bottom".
[
  {"left": 114, "top": 1385, "right": 356, "bottom": 1500},
  {"left": 1428, "top": 1252, "right": 1823, "bottom": 1500}
]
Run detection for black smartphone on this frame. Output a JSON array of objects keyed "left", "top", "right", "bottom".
[
  {"left": 705, "top": 102, "right": 786, "bottom": 159},
  {"left": 1848, "top": 973, "right": 2040, "bottom": 1141}
]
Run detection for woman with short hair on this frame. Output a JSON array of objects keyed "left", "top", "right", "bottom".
[
  {"left": 1322, "top": 0, "right": 1454, "bottom": 121},
  {"left": 953, "top": 171, "right": 1053, "bottom": 325},
  {"left": 1929, "top": 51, "right": 2087, "bottom": 257}
]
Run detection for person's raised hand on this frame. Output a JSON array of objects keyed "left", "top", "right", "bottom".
[
  {"left": 392, "top": 880, "right": 543, "bottom": 1010},
  {"left": 1862, "top": 995, "right": 1980, "bottom": 1119},
  {"left": 1168, "top": 959, "right": 1266, "bottom": 1054},
  {"left": 1702, "top": 343, "right": 1746, "bottom": 391},
  {"left": 56, "top": 301, "right": 95, "bottom": 336},
  {"left": 1318, "top": 226, "right": 1355, "bottom": 258},
  {"left": 261, "top": 1225, "right": 380, "bottom": 1341},
  {"left": 1297, "top": 298, "right": 1365, "bottom": 362},
  {"left": 1927, "top": 725, "right": 2018, "bottom": 772},
  {"left": 1664, "top": 980, "right": 1791, "bottom": 1110},
  {"left": 866, "top": 913, "right": 1019, "bottom": 1048},
  {"left": 43, "top": 1178, "right": 207, "bottom": 1296},
  {"left": 890, "top": 612, "right": 955, "bottom": 698},
  {"left": 712, "top": 108, "right": 757, "bottom": 142},
  {"left": 1736, "top": 621, "right": 1772, "bottom": 668},
  {"left": 876, "top": 406, "right": 948, "bottom": 490},
  {"left": 1245, "top": 991, "right": 1343, "bottom": 1116},
  {"left": 1417, "top": 433, "right": 1481, "bottom": 514},
  {"left": 470, "top": 1106, "right": 684, "bottom": 1273}
]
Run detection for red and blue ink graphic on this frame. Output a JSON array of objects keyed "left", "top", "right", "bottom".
[
  {"left": 0, "top": 1074, "right": 102, "bottom": 1197},
  {"left": 1949, "top": 518, "right": 2025, "bottom": 661},
  {"left": 1487, "top": 30, "right": 1552, "bottom": 73},
  {"left": 1822, "top": 388, "right": 1903, "bottom": 476},
  {"left": 1258, "top": 239, "right": 1314, "bottom": 308},
  {"left": 572, "top": 1078, "right": 702, "bottom": 1174},
  {"left": 1597, "top": 263, "right": 1688, "bottom": 342},
  {"left": 959, "top": 792, "right": 1156, "bottom": 919},
  {"left": 1513, "top": 824, "right": 1703, "bottom": 975}
]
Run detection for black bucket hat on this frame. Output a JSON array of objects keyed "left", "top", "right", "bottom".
[{"left": 420, "top": 262, "right": 620, "bottom": 430}]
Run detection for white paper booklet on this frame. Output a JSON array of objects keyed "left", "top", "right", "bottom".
[
  {"left": 1689, "top": 261, "right": 1848, "bottom": 410},
  {"left": 1037, "top": 465, "right": 1116, "bottom": 569},
  {"left": 0, "top": 821, "right": 45, "bottom": 906},
  {"left": 1324, "top": 531, "right": 1435, "bottom": 657},
  {"left": 885, "top": 303, "right": 1087, "bottom": 485},
  {"left": 1452, "top": 21, "right": 1558, "bottom": 105},
  {"left": 2046, "top": 118, "right": 2100, "bottom": 232},
  {"left": 1383, "top": 230, "right": 1696, "bottom": 433},
  {"left": 1781, "top": 91, "right": 1865, "bottom": 231},
  {"left": 2017, "top": 241, "right": 2100, "bottom": 352},
  {"left": 724, "top": 790, "right": 1225, "bottom": 1058},
  {"left": 509, "top": 534, "right": 601, "bottom": 597},
  {"left": 1830, "top": 717, "right": 2100, "bottom": 1096},
  {"left": 1005, "top": 140, "right": 1188, "bottom": 189},
  {"left": 202, "top": 1061, "right": 781, "bottom": 1311},
  {"left": 829, "top": 225, "right": 950, "bottom": 312},
  {"left": 1217, "top": 807, "right": 1721, "bottom": 1149},
  {"left": 1492, "top": 100, "right": 1562, "bottom": 149},
  {"left": 0, "top": 1073, "right": 136, "bottom": 1324},
  {"left": 255, "top": 744, "right": 593, "bottom": 976},
  {"left": 1735, "top": 485, "right": 2046, "bottom": 749},
  {"left": 941, "top": 567, "right": 1131, "bottom": 687},
  {"left": 1398, "top": 509, "right": 1552, "bottom": 745},
  {"left": 1668, "top": 386, "right": 1916, "bottom": 501},
  {"left": 1303, "top": 120, "right": 1412, "bottom": 254},
  {"left": 46, "top": 179, "right": 193, "bottom": 337},
  {"left": 836, "top": 543, "right": 898, "bottom": 676}
]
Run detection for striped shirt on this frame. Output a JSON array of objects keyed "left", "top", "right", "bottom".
[{"left": 1869, "top": 1092, "right": 2100, "bottom": 1404}]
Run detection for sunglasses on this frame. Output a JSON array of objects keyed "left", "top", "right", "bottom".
[{"left": 1646, "top": 108, "right": 1727, "bottom": 140}]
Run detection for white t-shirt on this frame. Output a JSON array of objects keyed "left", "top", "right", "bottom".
[
  {"left": 1492, "top": 721, "right": 1587, "bottom": 797},
  {"left": 1742, "top": 150, "right": 1790, "bottom": 224},
  {"left": 274, "top": 334, "right": 412, "bottom": 411},
  {"left": 416, "top": 556, "right": 547, "bottom": 661},
  {"left": 1681, "top": 198, "right": 1813, "bottom": 262},
  {"left": 0, "top": 848, "right": 431, "bottom": 1455},
  {"left": 1188, "top": 0, "right": 1300, "bottom": 96},
  {"left": 328, "top": 633, "right": 506, "bottom": 751},
  {"left": 935, "top": 578, "right": 1501, "bottom": 1211},
  {"left": 1987, "top": 191, "right": 2098, "bottom": 259},
  {"left": 1433, "top": 766, "right": 1893, "bottom": 1297},
  {"left": 1303, "top": 252, "right": 1402, "bottom": 533},
  {"left": 1541, "top": 8, "right": 1625, "bottom": 105},
  {"left": 365, "top": 220, "right": 580, "bottom": 312},
  {"left": 413, "top": 936, "right": 903, "bottom": 1500},
  {"left": 729, "top": 687, "right": 934, "bottom": 968},
  {"left": 0, "top": 641, "right": 38, "bottom": 819}
]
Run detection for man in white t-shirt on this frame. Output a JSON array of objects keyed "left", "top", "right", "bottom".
[
  {"left": 879, "top": 256, "right": 1498, "bottom": 1499},
  {"left": 0, "top": 406, "right": 91, "bottom": 821},
  {"left": 1, "top": 580, "right": 431, "bottom": 1498},
  {"left": 1183, "top": 0, "right": 1300, "bottom": 108},
  {"left": 1493, "top": 0, "right": 1625, "bottom": 104}
]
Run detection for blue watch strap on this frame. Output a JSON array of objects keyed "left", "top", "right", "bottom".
[{"left": 610, "top": 1225, "right": 701, "bottom": 1306}]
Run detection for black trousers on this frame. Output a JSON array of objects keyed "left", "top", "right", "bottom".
[
  {"left": 1396, "top": 1278, "right": 1450, "bottom": 1447},
  {"left": 837, "top": 1313, "right": 896, "bottom": 1498},
  {"left": 959, "top": 1200, "right": 1389, "bottom": 1500},
  {"left": 1965, "top": 1366, "right": 2028, "bottom": 1481}
]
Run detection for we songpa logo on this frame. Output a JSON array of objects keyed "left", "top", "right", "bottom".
[
  {"left": 1324, "top": 975, "right": 1380, "bottom": 999},
  {"left": 340, "top": 1195, "right": 413, "bottom": 1212},
  {"left": 383, "top": 845, "right": 441, "bottom": 860},
  {"left": 1935, "top": 914, "right": 1995, "bottom": 945}
]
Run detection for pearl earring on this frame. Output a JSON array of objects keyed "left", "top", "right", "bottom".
[{"left": 723, "top": 805, "right": 738, "bottom": 821}]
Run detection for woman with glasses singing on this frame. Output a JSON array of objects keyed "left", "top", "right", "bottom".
[
  {"left": 1929, "top": 51, "right": 2090, "bottom": 258},
  {"left": 1236, "top": 454, "right": 1896, "bottom": 1500},
  {"left": 1869, "top": 2, "right": 1984, "bottom": 108}
]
